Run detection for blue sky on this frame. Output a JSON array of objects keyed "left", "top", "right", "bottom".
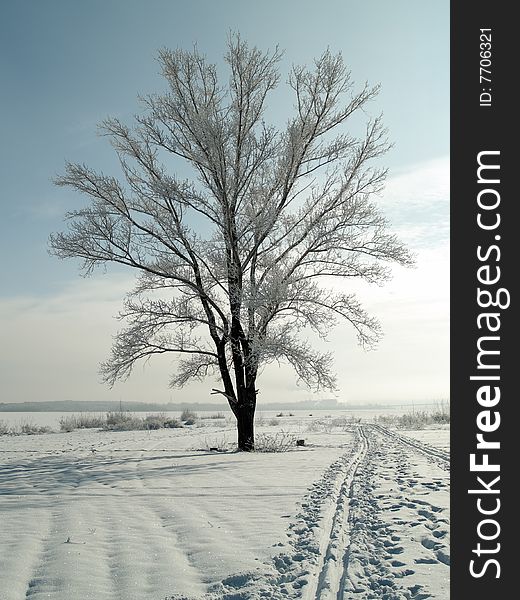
[{"left": 0, "top": 1, "right": 449, "bottom": 405}]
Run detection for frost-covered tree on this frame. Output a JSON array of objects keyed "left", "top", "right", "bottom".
[{"left": 50, "top": 35, "right": 412, "bottom": 451}]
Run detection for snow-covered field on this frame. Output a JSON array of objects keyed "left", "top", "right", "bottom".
[{"left": 0, "top": 415, "right": 449, "bottom": 599}]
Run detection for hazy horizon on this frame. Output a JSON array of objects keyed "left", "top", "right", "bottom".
[{"left": 0, "top": 397, "right": 449, "bottom": 408}]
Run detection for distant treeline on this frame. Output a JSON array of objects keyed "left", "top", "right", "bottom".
[{"left": 0, "top": 399, "right": 396, "bottom": 412}]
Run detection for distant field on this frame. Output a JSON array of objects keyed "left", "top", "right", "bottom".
[{"left": 0, "top": 405, "right": 446, "bottom": 430}]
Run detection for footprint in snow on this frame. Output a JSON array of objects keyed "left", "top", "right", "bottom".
[
  {"left": 415, "top": 557, "right": 438, "bottom": 565},
  {"left": 436, "top": 549, "right": 450, "bottom": 566},
  {"left": 421, "top": 537, "right": 441, "bottom": 551},
  {"left": 390, "top": 560, "right": 406, "bottom": 567},
  {"left": 432, "top": 529, "right": 448, "bottom": 539}
]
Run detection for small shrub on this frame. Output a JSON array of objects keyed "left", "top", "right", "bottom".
[
  {"left": 431, "top": 410, "right": 450, "bottom": 424},
  {"left": 105, "top": 410, "right": 134, "bottom": 426},
  {"left": 268, "top": 418, "right": 280, "bottom": 426},
  {"left": 143, "top": 414, "right": 183, "bottom": 429},
  {"left": 1, "top": 420, "right": 53, "bottom": 435},
  {"left": 431, "top": 401, "right": 450, "bottom": 424},
  {"left": 19, "top": 421, "right": 52, "bottom": 435},
  {"left": 103, "top": 411, "right": 144, "bottom": 431},
  {"left": 59, "top": 413, "right": 105, "bottom": 432},
  {"left": 373, "top": 405, "right": 451, "bottom": 430},
  {"left": 200, "top": 435, "right": 231, "bottom": 452},
  {"left": 180, "top": 409, "right": 198, "bottom": 423},
  {"left": 101, "top": 412, "right": 184, "bottom": 431},
  {"left": 59, "top": 417, "right": 75, "bottom": 432},
  {"left": 255, "top": 431, "right": 297, "bottom": 452},
  {"left": 143, "top": 414, "right": 165, "bottom": 430}
]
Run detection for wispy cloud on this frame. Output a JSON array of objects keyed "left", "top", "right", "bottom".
[{"left": 379, "top": 156, "right": 449, "bottom": 248}]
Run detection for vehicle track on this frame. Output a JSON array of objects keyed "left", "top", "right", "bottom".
[
  {"left": 340, "top": 425, "right": 449, "bottom": 599},
  {"left": 308, "top": 425, "right": 369, "bottom": 600},
  {"left": 369, "top": 423, "right": 450, "bottom": 468},
  {"left": 300, "top": 423, "right": 450, "bottom": 600}
]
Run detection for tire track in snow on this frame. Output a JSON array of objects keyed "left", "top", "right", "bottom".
[
  {"left": 339, "top": 425, "right": 450, "bottom": 599},
  {"left": 308, "top": 425, "right": 369, "bottom": 600},
  {"left": 369, "top": 424, "right": 449, "bottom": 469},
  {"left": 297, "top": 423, "right": 450, "bottom": 600}
]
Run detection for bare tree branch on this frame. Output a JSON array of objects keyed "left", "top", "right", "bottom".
[{"left": 50, "top": 36, "right": 413, "bottom": 428}]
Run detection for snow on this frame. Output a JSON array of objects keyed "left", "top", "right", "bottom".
[
  {"left": 0, "top": 416, "right": 449, "bottom": 599},
  {"left": 400, "top": 427, "right": 450, "bottom": 454}
]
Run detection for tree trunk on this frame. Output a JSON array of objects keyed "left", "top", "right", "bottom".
[{"left": 236, "top": 389, "right": 256, "bottom": 451}]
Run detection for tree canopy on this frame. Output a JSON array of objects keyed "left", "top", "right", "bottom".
[{"left": 50, "top": 35, "right": 413, "bottom": 449}]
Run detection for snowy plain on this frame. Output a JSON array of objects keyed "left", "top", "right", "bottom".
[{"left": 0, "top": 412, "right": 449, "bottom": 600}]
